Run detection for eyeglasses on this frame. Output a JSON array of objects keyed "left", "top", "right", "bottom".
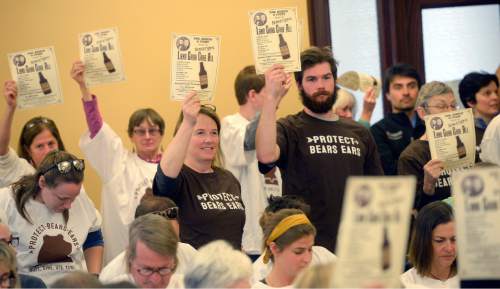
[
  {"left": 152, "top": 207, "right": 179, "bottom": 220},
  {"left": 425, "top": 104, "right": 460, "bottom": 110},
  {"left": 0, "top": 271, "right": 16, "bottom": 288},
  {"left": 133, "top": 127, "right": 161, "bottom": 137},
  {"left": 25, "top": 117, "right": 52, "bottom": 130},
  {"left": 40, "top": 159, "right": 85, "bottom": 175},
  {"left": 0, "top": 235, "right": 19, "bottom": 247},
  {"left": 134, "top": 265, "right": 175, "bottom": 277},
  {"left": 201, "top": 104, "right": 216, "bottom": 112}
]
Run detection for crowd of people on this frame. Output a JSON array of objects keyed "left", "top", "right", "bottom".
[{"left": 0, "top": 44, "right": 499, "bottom": 288}]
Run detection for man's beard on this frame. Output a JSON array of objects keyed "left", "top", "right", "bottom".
[{"left": 300, "top": 87, "right": 337, "bottom": 114}]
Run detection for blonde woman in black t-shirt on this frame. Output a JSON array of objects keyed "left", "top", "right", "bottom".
[{"left": 153, "top": 92, "right": 245, "bottom": 250}]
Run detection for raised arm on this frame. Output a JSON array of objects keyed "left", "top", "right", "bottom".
[
  {"left": 159, "top": 92, "right": 200, "bottom": 178},
  {"left": 359, "top": 86, "right": 376, "bottom": 124},
  {"left": 0, "top": 81, "right": 17, "bottom": 156},
  {"left": 70, "top": 61, "right": 102, "bottom": 138},
  {"left": 256, "top": 64, "right": 291, "bottom": 164}
]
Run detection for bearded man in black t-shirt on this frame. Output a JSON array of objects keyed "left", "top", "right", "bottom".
[{"left": 255, "top": 47, "right": 383, "bottom": 253}]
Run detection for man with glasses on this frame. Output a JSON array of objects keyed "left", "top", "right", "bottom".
[
  {"left": 370, "top": 63, "right": 425, "bottom": 175},
  {"left": 105, "top": 214, "right": 181, "bottom": 288},
  {"left": 398, "top": 81, "right": 473, "bottom": 211},
  {"left": 100, "top": 195, "right": 197, "bottom": 284}
]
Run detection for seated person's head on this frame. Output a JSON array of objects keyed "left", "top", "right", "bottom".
[
  {"left": 184, "top": 240, "right": 252, "bottom": 288},
  {"left": 136, "top": 194, "right": 179, "bottom": 237},
  {"left": 415, "top": 81, "right": 457, "bottom": 119},
  {"left": 51, "top": 271, "right": 102, "bottom": 288},
  {"left": 12, "top": 150, "right": 84, "bottom": 223},
  {"left": 126, "top": 214, "right": 178, "bottom": 289},
  {"left": 259, "top": 195, "right": 310, "bottom": 230},
  {"left": 408, "top": 201, "right": 456, "bottom": 278},
  {"left": 0, "top": 242, "right": 19, "bottom": 289},
  {"left": 459, "top": 72, "right": 499, "bottom": 122},
  {"left": 262, "top": 209, "right": 316, "bottom": 280}
]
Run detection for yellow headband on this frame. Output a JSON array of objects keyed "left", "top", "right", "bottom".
[{"left": 263, "top": 214, "right": 312, "bottom": 264}]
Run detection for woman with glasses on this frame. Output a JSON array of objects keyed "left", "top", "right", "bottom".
[
  {"left": 0, "top": 150, "right": 103, "bottom": 285},
  {"left": 0, "top": 81, "right": 66, "bottom": 188},
  {"left": 398, "top": 81, "right": 481, "bottom": 211},
  {"left": 154, "top": 92, "right": 245, "bottom": 249},
  {"left": 401, "top": 201, "right": 458, "bottom": 288},
  {"left": 71, "top": 61, "right": 166, "bottom": 263}
]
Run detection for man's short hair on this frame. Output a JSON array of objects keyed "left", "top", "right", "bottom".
[
  {"left": 184, "top": 240, "right": 252, "bottom": 288},
  {"left": 459, "top": 72, "right": 499, "bottom": 107},
  {"left": 126, "top": 214, "right": 178, "bottom": 271},
  {"left": 415, "top": 81, "right": 454, "bottom": 108},
  {"left": 294, "top": 47, "right": 338, "bottom": 86},
  {"left": 383, "top": 63, "right": 422, "bottom": 96},
  {"left": 234, "top": 65, "right": 265, "bottom": 105}
]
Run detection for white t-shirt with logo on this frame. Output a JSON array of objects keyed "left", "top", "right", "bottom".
[
  {"left": 0, "top": 187, "right": 101, "bottom": 286},
  {"left": 79, "top": 123, "right": 158, "bottom": 263}
]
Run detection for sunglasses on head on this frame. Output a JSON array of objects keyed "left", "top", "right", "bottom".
[
  {"left": 40, "top": 159, "right": 85, "bottom": 175},
  {"left": 25, "top": 117, "right": 52, "bottom": 130},
  {"left": 152, "top": 207, "right": 179, "bottom": 220},
  {"left": 201, "top": 104, "right": 216, "bottom": 112}
]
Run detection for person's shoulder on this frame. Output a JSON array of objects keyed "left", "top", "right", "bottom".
[
  {"left": 400, "top": 267, "right": 418, "bottom": 284},
  {"left": 214, "top": 166, "right": 239, "bottom": 180},
  {"left": 400, "top": 139, "right": 427, "bottom": 159},
  {"left": 222, "top": 113, "right": 245, "bottom": 125},
  {"left": 278, "top": 111, "right": 305, "bottom": 125}
]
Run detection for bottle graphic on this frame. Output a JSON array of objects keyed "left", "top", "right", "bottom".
[
  {"left": 456, "top": 135, "right": 466, "bottom": 159},
  {"left": 38, "top": 72, "right": 52, "bottom": 95},
  {"left": 279, "top": 33, "right": 290, "bottom": 60},
  {"left": 199, "top": 62, "right": 208, "bottom": 89},
  {"left": 103, "top": 52, "right": 116, "bottom": 73},
  {"left": 382, "top": 226, "right": 391, "bottom": 271}
]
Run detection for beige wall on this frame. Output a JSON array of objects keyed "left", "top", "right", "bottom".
[{"left": 0, "top": 0, "right": 310, "bottom": 207}]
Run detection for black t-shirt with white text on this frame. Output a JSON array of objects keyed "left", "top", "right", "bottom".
[
  {"left": 262, "top": 111, "right": 383, "bottom": 252},
  {"left": 153, "top": 165, "right": 245, "bottom": 249}
]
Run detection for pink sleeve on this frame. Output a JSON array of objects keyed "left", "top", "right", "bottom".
[{"left": 82, "top": 95, "right": 103, "bottom": 139}]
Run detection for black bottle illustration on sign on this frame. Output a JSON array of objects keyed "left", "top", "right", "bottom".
[
  {"left": 382, "top": 226, "right": 391, "bottom": 270},
  {"left": 103, "top": 52, "right": 116, "bottom": 73},
  {"left": 279, "top": 33, "right": 290, "bottom": 60},
  {"left": 456, "top": 135, "right": 466, "bottom": 159},
  {"left": 38, "top": 72, "right": 52, "bottom": 95},
  {"left": 199, "top": 62, "right": 208, "bottom": 89}
]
